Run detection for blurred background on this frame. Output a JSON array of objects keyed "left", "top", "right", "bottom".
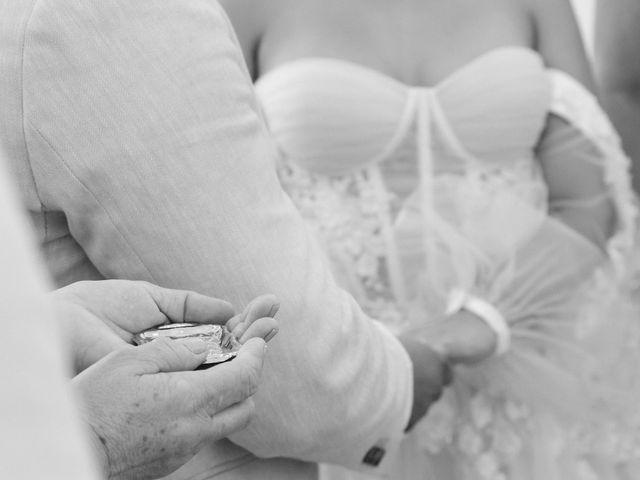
[{"left": 572, "top": 0, "right": 595, "bottom": 54}]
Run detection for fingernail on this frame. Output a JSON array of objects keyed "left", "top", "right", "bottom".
[
  {"left": 267, "top": 301, "right": 280, "bottom": 318},
  {"left": 181, "top": 339, "right": 208, "bottom": 354},
  {"left": 264, "top": 328, "right": 278, "bottom": 343}
]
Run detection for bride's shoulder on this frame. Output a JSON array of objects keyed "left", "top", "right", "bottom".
[{"left": 519, "top": 0, "right": 596, "bottom": 94}]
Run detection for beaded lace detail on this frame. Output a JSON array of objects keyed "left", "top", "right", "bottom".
[
  {"left": 278, "top": 158, "right": 407, "bottom": 329},
  {"left": 277, "top": 153, "right": 547, "bottom": 332}
]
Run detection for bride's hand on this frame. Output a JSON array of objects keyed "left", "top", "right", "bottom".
[{"left": 423, "top": 310, "right": 498, "bottom": 365}]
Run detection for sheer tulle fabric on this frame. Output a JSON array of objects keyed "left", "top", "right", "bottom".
[{"left": 256, "top": 50, "right": 640, "bottom": 479}]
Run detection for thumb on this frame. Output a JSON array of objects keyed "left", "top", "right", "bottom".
[
  {"left": 235, "top": 337, "right": 268, "bottom": 366},
  {"left": 127, "top": 337, "right": 209, "bottom": 374},
  {"left": 198, "top": 338, "right": 267, "bottom": 412}
]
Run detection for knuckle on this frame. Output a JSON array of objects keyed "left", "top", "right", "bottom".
[
  {"left": 136, "top": 280, "right": 157, "bottom": 296},
  {"left": 153, "top": 336, "right": 173, "bottom": 349},
  {"left": 217, "top": 400, "right": 254, "bottom": 436},
  {"left": 244, "top": 398, "right": 256, "bottom": 416},
  {"left": 137, "top": 280, "right": 155, "bottom": 290},
  {"left": 157, "top": 337, "right": 182, "bottom": 356},
  {"left": 241, "top": 366, "right": 261, "bottom": 398},
  {"left": 152, "top": 338, "right": 187, "bottom": 369},
  {"left": 237, "top": 400, "right": 255, "bottom": 430}
]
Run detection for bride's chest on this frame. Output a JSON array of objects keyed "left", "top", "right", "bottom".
[{"left": 260, "top": 0, "right": 533, "bottom": 87}]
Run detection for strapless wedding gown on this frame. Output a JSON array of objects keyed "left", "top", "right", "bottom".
[{"left": 256, "top": 47, "right": 640, "bottom": 480}]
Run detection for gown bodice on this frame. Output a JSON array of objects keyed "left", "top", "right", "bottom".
[
  {"left": 255, "top": 47, "right": 554, "bottom": 326},
  {"left": 256, "top": 46, "right": 550, "bottom": 183}
]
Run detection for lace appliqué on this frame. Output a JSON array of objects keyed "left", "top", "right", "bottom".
[
  {"left": 414, "top": 390, "right": 531, "bottom": 480},
  {"left": 278, "top": 158, "right": 405, "bottom": 327},
  {"left": 465, "top": 158, "right": 547, "bottom": 206}
]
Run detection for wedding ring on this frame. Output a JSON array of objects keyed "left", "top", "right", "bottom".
[{"left": 133, "top": 323, "right": 241, "bottom": 368}]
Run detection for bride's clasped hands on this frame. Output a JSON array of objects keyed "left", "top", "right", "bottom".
[{"left": 416, "top": 310, "right": 499, "bottom": 367}]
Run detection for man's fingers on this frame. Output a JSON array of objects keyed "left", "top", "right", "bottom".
[
  {"left": 180, "top": 292, "right": 235, "bottom": 324},
  {"left": 124, "top": 337, "right": 209, "bottom": 374},
  {"left": 239, "top": 317, "right": 278, "bottom": 343},
  {"left": 228, "top": 295, "right": 279, "bottom": 339},
  {"left": 197, "top": 338, "right": 267, "bottom": 413},
  {"left": 143, "top": 283, "right": 235, "bottom": 325},
  {"left": 205, "top": 399, "right": 256, "bottom": 440}
]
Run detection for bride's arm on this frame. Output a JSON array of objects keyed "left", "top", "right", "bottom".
[
  {"left": 18, "top": 0, "right": 451, "bottom": 469},
  {"left": 527, "top": 0, "right": 616, "bottom": 249},
  {"left": 424, "top": 0, "right": 621, "bottom": 367},
  {"left": 537, "top": 115, "right": 617, "bottom": 249}
]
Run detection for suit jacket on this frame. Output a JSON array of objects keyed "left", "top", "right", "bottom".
[{"left": 0, "top": 1, "right": 413, "bottom": 479}]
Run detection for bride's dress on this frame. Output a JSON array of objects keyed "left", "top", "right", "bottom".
[{"left": 255, "top": 47, "right": 640, "bottom": 479}]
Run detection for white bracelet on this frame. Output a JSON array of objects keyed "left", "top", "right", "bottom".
[
  {"left": 445, "top": 288, "right": 467, "bottom": 316},
  {"left": 445, "top": 289, "right": 511, "bottom": 356}
]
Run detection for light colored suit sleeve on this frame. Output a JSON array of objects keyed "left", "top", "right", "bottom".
[
  {"left": 0, "top": 155, "right": 100, "bottom": 480},
  {"left": 21, "top": 0, "right": 413, "bottom": 469}
]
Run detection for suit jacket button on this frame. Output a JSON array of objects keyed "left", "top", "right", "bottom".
[{"left": 362, "top": 446, "right": 385, "bottom": 466}]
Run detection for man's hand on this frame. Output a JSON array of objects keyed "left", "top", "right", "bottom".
[
  {"left": 75, "top": 337, "right": 269, "bottom": 480},
  {"left": 397, "top": 335, "right": 452, "bottom": 431},
  {"left": 58, "top": 281, "right": 280, "bottom": 479},
  {"left": 51, "top": 280, "right": 279, "bottom": 372}
]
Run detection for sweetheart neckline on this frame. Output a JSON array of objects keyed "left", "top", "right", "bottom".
[{"left": 256, "top": 46, "right": 544, "bottom": 91}]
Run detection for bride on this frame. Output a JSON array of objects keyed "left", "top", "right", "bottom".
[{"left": 221, "top": 0, "right": 640, "bottom": 478}]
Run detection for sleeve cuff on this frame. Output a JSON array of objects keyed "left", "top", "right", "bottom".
[{"left": 352, "top": 321, "right": 413, "bottom": 475}]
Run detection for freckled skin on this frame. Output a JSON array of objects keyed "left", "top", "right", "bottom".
[
  {"left": 76, "top": 338, "right": 265, "bottom": 480},
  {"left": 55, "top": 281, "right": 279, "bottom": 480}
]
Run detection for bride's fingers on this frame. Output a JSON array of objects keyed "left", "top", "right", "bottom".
[
  {"left": 239, "top": 317, "right": 279, "bottom": 343},
  {"left": 441, "top": 312, "right": 497, "bottom": 365},
  {"left": 228, "top": 294, "right": 280, "bottom": 339}
]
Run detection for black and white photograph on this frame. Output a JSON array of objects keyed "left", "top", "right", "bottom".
[{"left": 2, "top": 0, "right": 640, "bottom": 479}]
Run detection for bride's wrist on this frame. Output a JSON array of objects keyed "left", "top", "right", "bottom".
[{"left": 445, "top": 289, "right": 510, "bottom": 357}]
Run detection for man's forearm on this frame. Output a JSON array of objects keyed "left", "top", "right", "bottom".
[
  {"left": 22, "top": 0, "right": 415, "bottom": 469},
  {"left": 397, "top": 335, "right": 451, "bottom": 430}
]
